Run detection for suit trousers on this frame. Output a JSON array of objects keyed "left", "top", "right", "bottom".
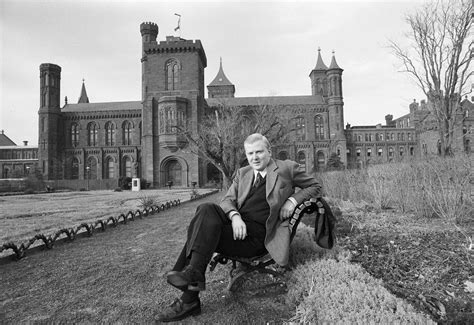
[{"left": 172, "top": 202, "right": 267, "bottom": 272}]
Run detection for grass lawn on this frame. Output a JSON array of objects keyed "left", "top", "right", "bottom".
[
  {"left": 1, "top": 191, "right": 461, "bottom": 323},
  {"left": 0, "top": 188, "right": 212, "bottom": 250},
  {"left": 1, "top": 193, "right": 294, "bottom": 324}
]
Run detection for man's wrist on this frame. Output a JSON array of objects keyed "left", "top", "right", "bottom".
[
  {"left": 228, "top": 210, "right": 240, "bottom": 221},
  {"left": 287, "top": 197, "right": 297, "bottom": 207}
]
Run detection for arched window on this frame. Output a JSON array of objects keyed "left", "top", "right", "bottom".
[
  {"left": 410, "top": 147, "right": 415, "bottom": 156},
  {"left": 297, "top": 151, "right": 306, "bottom": 171},
  {"left": 378, "top": 148, "right": 383, "bottom": 156},
  {"left": 71, "top": 123, "right": 79, "bottom": 147},
  {"left": 367, "top": 148, "right": 372, "bottom": 157},
  {"left": 86, "top": 157, "right": 98, "bottom": 180},
  {"left": 356, "top": 148, "right": 361, "bottom": 157},
  {"left": 105, "top": 157, "right": 115, "bottom": 179},
  {"left": 314, "top": 115, "right": 324, "bottom": 140},
  {"left": 278, "top": 151, "right": 288, "bottom": 160},
  {"left": 294, "top": 116, "right": 306, "bottom": 141},
  {"left": 71, "top": 157, "right": 79, "bottom": 179},
  {"left": 241, "top": 116, "right": 253, "bottom": 136},
  {"left": 105, "top": 122, "right": 115, "bottom": 146},
  {"left": 375, "top": 133, "right": 379, "bottom": 141},
  {"left": 316, "top": 151, "right": 325, "bottom": 170},
  {"left": 123, "top": 156, "right": 132, "bottom": 178},
  {"left": 87, "top": 122, "right": 98, "bottom": 146},
  {"left": 166, "top": 60, "right": 180, "bottom": 90},
  {"left": 346, "top": 149, "right": 351, "bottom": 156},
  {"left": 380, "top": 133, "right": 384, "bottom": 141},
  {"left": 357, "top": 134, "right": 362, "bottom": 142},
  {"left": 399, "top": 146, "right": 404, "bottom": 156},
  {"left": 408, "top": 133, "right": 412, "bottom": 141},
  {"left": 336, "top": 146, "right": 341, "bottom": 156},
  {"left": 388, "top": 147, "right": 394, "bottom": 157},
  {"left": 123, "top": 121, "right": 132, "bottom": 145}
]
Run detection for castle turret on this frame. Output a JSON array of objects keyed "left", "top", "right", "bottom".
[
  {"left": 309, "top": 48, "right": 328, "bottom": 97},
  {"left": 140, "top": 22, "right": 159, "bottom": 50},
  {"left": 78, "top": 80, "right": 89, "bottom": 103},
  {"left": 326, "top": 52, "right": 346, "bottom": 164},
  {"left": 38, "top": 63, "right": 63, "bottom": 179},
  {"left": 207, "top": 58, "right": 235, "bottom": 98}
]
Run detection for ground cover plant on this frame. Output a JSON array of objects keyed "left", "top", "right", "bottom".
[{"left": 1, "top": 192, "right": 435, "bottom": 323}]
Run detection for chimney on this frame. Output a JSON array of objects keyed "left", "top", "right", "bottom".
[{"left": 23, "top": 141, "right": 28, "bottom": 146}]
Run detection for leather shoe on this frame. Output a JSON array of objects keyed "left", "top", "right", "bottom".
[
  {"left": 167, "top": 265, "right": 206, "bottom": 291},
  {"left": 156, "top": 298, "right": 201, "bottom": 323}
]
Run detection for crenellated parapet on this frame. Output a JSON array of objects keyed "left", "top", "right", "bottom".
[
  {"left": 143, "top": 38, "right": 207, "bottom": 68},
  {"left": 140, "top": 22, "right": 159, "bottom": 41}
]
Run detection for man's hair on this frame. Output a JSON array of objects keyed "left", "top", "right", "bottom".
[{"left": 244, "top": 133, "right": 271, "bottom": 150}]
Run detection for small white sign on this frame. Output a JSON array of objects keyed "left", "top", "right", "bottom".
[{"left": 132, "top": 178, "right": 141, "bottom": 191}]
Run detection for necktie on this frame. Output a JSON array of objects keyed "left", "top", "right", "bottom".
[{"left": 254, "top": 173, "right": 263, "bottom": 188}]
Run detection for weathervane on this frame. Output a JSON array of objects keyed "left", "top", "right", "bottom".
[{"left": 174, "top": 13, "right": 181, "bottom": 38}]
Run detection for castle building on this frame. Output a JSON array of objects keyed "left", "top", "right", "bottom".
[{"left": 0, "top": 21, "right": 472, "bottom": 190}]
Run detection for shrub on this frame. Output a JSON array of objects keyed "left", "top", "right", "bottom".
[
  {"left": 119, "top": 177, "right": 132, "bottom": 190},
  {"left": 23, "top": 188, "right": 35, "bottom": 194},
  {"left": 114, "top": 187, "right": 122, "bottom": 192},
  {"left": 137, "top": 194, "right": 156, "bottom": 209}
]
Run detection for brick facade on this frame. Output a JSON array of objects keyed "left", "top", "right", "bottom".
[{"left": 1, "top": 21, "right": 472, "bottom": 189}]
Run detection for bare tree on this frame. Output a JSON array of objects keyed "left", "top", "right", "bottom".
[
  {"left": 390, "top": 0, "right": 473, "bottom": 156},
  {"left": 177, "top": 99, "right": 292, "bottom": 189}
]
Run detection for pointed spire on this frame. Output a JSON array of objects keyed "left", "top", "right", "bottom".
[
  {"left": 78, "top": 79, "right": 89, "bottom": 103},
  {"left": 328, "top": 50, "right": 342, "bottom": 70},
  {"left": 208, "top": 57, "right": 234, "bottom": 86},
  {"left": 314, "top": 47, "right": 328, "bottom": 70}
]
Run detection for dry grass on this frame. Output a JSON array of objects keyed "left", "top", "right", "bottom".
[{"left": 0, "top": 189, "right": 210, "bottom": 246}]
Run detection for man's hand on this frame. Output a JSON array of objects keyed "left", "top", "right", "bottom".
[
  {"left": 279, "top": 199, "right": 296, "bottom": 221},
  {"left": 231, "top": 213, "right": 247, "bottom": 240}
]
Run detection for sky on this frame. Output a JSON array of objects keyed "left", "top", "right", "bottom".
[{"left": 0, "top": 0, "right": 426, "bottom": 145}]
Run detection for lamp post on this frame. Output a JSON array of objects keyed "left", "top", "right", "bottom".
[{"left": 86, "top": 166, "right": 90, "bottom": 191}]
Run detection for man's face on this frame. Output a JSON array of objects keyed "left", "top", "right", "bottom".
[{"left": 245, "top": 140, "right": 271, "bottom": 171}]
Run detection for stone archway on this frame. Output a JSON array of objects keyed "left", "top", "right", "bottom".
[{"left": 163, "top": 159, "right": 182, "bottom": 186}]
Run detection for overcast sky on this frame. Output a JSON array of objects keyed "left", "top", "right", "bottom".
[{"left": 1, "top": 0, "right": 425, "bottom": 145}]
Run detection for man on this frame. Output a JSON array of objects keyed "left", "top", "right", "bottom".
[{"left": 157, "top": 133, "right": 321, "bottom": 322}]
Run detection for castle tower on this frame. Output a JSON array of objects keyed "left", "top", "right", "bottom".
[
  {"left": 326, "top": 52, "right": 347, "bottom": 164},
  {"left": 140, "top": 22, "right": 207, "bottom": 187},
  {"left": 207, "top": 58, "right": 235, "bottom": 98},
  {"left": 309, "top": 48, "right": 328, "bottom": 97},
  {"left": 38, "top": 63, "right": 63, "bottom": 179}
]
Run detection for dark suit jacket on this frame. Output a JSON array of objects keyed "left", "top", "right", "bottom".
[{"left": 220, "top": 158, "right": 321, "bottom": 265}]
